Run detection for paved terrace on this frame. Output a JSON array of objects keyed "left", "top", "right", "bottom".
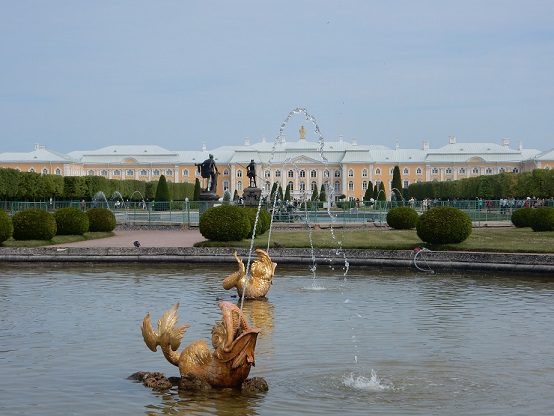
[{"left": 0, "top": 223, "right": 553, "bottom": 274}]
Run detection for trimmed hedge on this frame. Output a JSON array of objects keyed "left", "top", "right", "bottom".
[
  {"left": 386, "top": 206, "right": 419, "bottom": 230},
  {"left": 245, "top": 207, "right": 272, "bottom": 238},
  {"left": 0, "top": 209, "right": 13, "bottom": 243},
  {"left": 416, "top": 206, "right": 472, "bottom": 244},
  {"left": 199, "top": 205, "right": 251, "bottom": 241},
  {"left": 12, "top": 208, "right": 57, "bottom": 240},
  {"left": 86, "top": 208, "right": 116, "bottom": 232},
  {"left": 511, "top": 207, "right": 534, "bottom": 228},
  {"left": 529, "top": 206, "right": 554, "bottom": 232},
  {"left": 54, "top": 207, "right": 89, "bottom": 235}
]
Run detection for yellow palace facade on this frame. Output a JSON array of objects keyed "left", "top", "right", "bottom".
[{"left": 1, "top": 135, "right": 553, "bottom": 201}]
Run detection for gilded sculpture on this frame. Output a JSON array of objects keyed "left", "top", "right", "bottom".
[
  {"left": 223, "top": 249, "right": 277, "bottom": 299},
  {"left": 141, "top": 301, "right": 260, "bottom": 388}
]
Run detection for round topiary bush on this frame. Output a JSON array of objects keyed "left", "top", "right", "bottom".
[
  {"left": 245, "top": 207, "right": 272, "bottom": 238},
  {"left": 54, "top": 207, "right": 90, "bottom": 235},
  {"left": 416, "top": 206, "right": 472, "bottom": 244},
  {"left": 199, "top": 205, "right": 251, "bottom": 241},
  {"left": 0, "top": 209, "right": 14, "bottom": 243},
  {"left": 511, "top": 207, "right": 534, "bottom": 228},
  {"left": 529, "top": 206, "right": 554, "bottom": 232},
  {"left": 86, "top": 207, "right": 116, "bottom": 232},
  {"left": 386, "top": 206, "right": 419, "bottom": 230},
  {"left": 12, "top": 208, "right": 57, "bottom": 240}
]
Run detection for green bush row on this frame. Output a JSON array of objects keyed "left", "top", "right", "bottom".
[
  {"left": 199, "top": 205, "right": 271, "bottom": 242},
  {"left": 511, "top": 206, "right": 554, "bottom": 231}
]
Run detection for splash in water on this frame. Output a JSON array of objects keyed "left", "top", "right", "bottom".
[{"left": 342, "top": 370, "right": 391, "bottom": 392}]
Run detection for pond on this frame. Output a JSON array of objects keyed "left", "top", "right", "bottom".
[{"left": 1, "top": 263, "right": 553, "bottom": 415}]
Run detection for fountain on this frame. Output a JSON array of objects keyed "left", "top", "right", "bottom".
[{"left": 93, "top": 191, "right": 110, "bottom": 209}]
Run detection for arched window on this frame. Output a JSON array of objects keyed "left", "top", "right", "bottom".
[
  {"left": 300, "top": 181, "right": 306, "bottom": 191},
  {"left": 237, "top": 181, "right": 243, "bottom": 191},
  {"left": 512, "top": 167, "right": 519, "bottom": 173},
  {"left": 445, "top": 167, "right": 452, "bottom": 174},
  {"left": 311, "top": 181, "right": 317, "bottom": 191},
  {"left": 166, "top": 169, "right": 173, "bottom": 176},
  {"left": 265, "top": 169, "right": 271, "bottom": 178},
  {"left": 362, "top": 181, "right": 368, "bottom": 190},
  {"left": 223, "top": 168, "right": 229, "bottom": 176},
  {"left": 29, "top": 167, "right": 36, "bottom": 173},
  {"left": 55, "top": 168, "right": 61, "bottom": 175},
  {"left": 237, "top": 169, "right": 243, "bottom": 178},
  {"left": 390, "top": 168, "right": 395, "bottom": 175},
  {"left": 101, "top": 169, "right": 109, "bottom": 176},
  {"left": 416, "top": 167, "right": 422, "bottom": 175},
  {"left": 375, "top": 168, "right": 381, "bottom": 175},
  {"left": 113, "top": 169, "right": 121, "bottom": 176},
  {"left": 299, "top": 170, "right": 306, "bottom": 178},
  {"left": 41, "top": 168, "right": 48, "bottom": 175},
  {"left": 348, "top": 169, "right": 354, "bottom": 177},
  {"left": 459, "top": 167, "right": 466, "bottom": 174},
  {"left": 472, "top": 167, "right": 479, "bottom": 174},
  {"left": 334, "top": 180, "right": 341, "bottom": 192},
  {"left": 362, "top": 168, "right": 368, "bottom": 177},
  {"left": 348, "top": 181, "right": 354, "bottom": 191},
  {"left": 499, "top": 167, "right": 506, "bottom": 173},
  {"left": 310, "top": 169, "right": 317, "bottom": 178},
  {"left": 403, "top": 179, "right": 409, "bottom": 188},
  {"left": 485, "top": 167, "right": 493, "bottom": 174},
  {"left": 545, "top": 165, "right": 551, "bottom": 170},
  {"left": 334, "top": 169, "right": 341, "bottom": 177},
  {"left": 140, "top": 169, "right": 147, "bottom": 176},
  {"left": 88, "top": 169, "right": 95, "bottom": 176},
  {"left": 324, "top": 169, "right": 330, "bottom": 178},
  {"left": 288, "top": 170, "right": 294, "bottom": 178},
  {"left": 153, "top": 169, "right": 160, "bottom": 176},
  {"left": 287, "top": 181, "right": 294, "bottom": 191},
  {"left": 126, "top": 169, "right": 134, "bottom": 176},
  {"left": 403, "top": 168, "right": 409, "bottom": 175},
  {"left": 275, "top": 170, "right": 281, "bottom": 177},
  {"left": 182, "top": 169, "right": 189, "bottom": 176},
  {"left": 223, "top": 180, "right": 229, "bottom": 190},
  {"left": 431, "top": 167, "right": 439, "bottom": 174}
]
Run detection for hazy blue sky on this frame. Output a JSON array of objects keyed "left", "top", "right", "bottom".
[{"left": 1, "top": 1, "right": 553, "bottom": 153}]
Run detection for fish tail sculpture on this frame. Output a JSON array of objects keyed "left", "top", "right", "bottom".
[
  {"left": 141, "top": 301, "right": 260, "bottom": 388},
  {"left": 222, "top": 249, "right": 277, "bottom": 299}
]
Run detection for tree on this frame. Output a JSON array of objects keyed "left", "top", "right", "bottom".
[
  {"left": 391, "top": 166, "right": 402, "bottom": 202},
  {"left": 377, "top": 181, "right": 387, "bottom": 201},
  {"left": 284, "top": 183, "right": 291, "bottom": 202},
  {"left": 193, "top": 178, "right": 201, "bottom": 201},
  {"left": 311, "top": 186, "right": 319, "bottom": 202},
  {"left": 155, "top": 175, "right": 171, "bottom": 202},
  {"left": 319, "top": 183, "right": 327, "bottom": 203},
  {"left": 363, "top": 183, "right": 373, "bottom": 205}
]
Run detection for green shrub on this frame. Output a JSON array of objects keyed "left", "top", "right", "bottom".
[
  {"left": 529, "top": 206, "right": 554, "bottom": 232},
  {"left": 416, "top": 206, "right": 472, "bottom": 244},
  {"left": 199, "top": 205, "right": 250, "bottom": 241},
  {"left": 54, "top": 207, "right": 89, "bottom": 235},
  {"left": 386, "top": 206, "right": 418, "bottom": 230},
  {"left": 0, "top": 210, "right": 14, "bottom": 243},
  {"left": 511, "top": 207, "right": 534, "bottom": 228},
  {"left": 87, "top": 208, "right": 116, "bottom": 232},
  {"left": 12, "top": 208, "right": 57, "bottom": 240},
  {"left": 245, "top": 207, "right": 271, "bottom": 238}
]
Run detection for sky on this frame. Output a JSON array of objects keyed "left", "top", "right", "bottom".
[{"left": 1, "top": 1, "right": 553, "bottom": 154}]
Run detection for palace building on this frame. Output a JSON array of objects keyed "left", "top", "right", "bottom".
[{"left": 1, "top": 134, "right": 553, "bottom": 201}]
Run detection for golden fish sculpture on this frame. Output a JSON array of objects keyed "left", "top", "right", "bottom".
[
  {"left": 141, "top": 301, "right": 260, "bottom": 388},
  {"left": 222, "top": 249, "right": 277, "bottom": 299}
]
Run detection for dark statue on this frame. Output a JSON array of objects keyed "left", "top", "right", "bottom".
[
  {"left": 247, "top": 159, "right": 257, "bottom": 188},
  {"left": 196, "top": 154, "right": 219, "bottom": 193}
]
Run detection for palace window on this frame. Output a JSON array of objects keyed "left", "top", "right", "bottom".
[
  {"left": 182, "top": 169, "right": 189, "bottom": 176},
  {"left": 375, "top": 168, "right": 381, "bottom": 175},
  {"left": 166, "top": 169, "right": 173, "bottom": 176},
  {"left": 472, "top": 167, "right": 479, "bottom": 174},
  {"left": 512, "top": 167, "right": 519, "bottom": 173},
  {"left": 237, "top": 181, "right": 243, "bottom": 191},
  {"left": 88, "top": 170, "right": 95, "bottom": 176},
  {"left": 459, "top": 167, "right": 466, "bottom": 174},
  {"left": 324, "top": 169, "right": 330, "bottom": 178},
  {"left": 390, "top": 168, "right": 395, "bottom": 175},
  {"left": 126, "top": 169, "right": 134, "bottom": 176},
  {"left": 499, "top": 167, "right": 506, "bottom": 173},
  {"left": 113, "top": 169, "right": 121, "bottom": 176},
  {"left": 311, "top": 169, "right": 317, "bottom": 178},
  {"left": 362, "top": 181, "right": 368, "bottom": 190},
  {"left": 275, "top": 170, "right": 281, "bottom": 177},
  {"left": 362, "top": 168, "right": 368, "bottom": 177},
  {"left": 403, "top": 167, "right": 409, "bottom": 175},
  {"left": 348, "top": 169, "right": 354, "bottom": 177},
  {"left": 223, "top": 168, "right": 229, "bottom": 176},
  {"left": 288, "top": 170, "right": 294, "bottom": 178},
  {"left": 223, "top": 180, "right": 229, "bottom": 190},
  {"left": 485, "top": 167, "right": 493, "bottom": 174},
  {"left": 431, "top": 167, "right": 439, "bottom": 174},
  {"left": 334, "top": 180, "right": 341, "bottom": 192},
  {"left": 153, "top": 169, "right": 160, "bottom": 176},
  {"left": 300, "top": 181, "right": 306, "bottom": 191},
  {"left": 140, "top": 169, "right": 148, "bottom": 176},
  {"left": 29, "top": 168, "right": 36, "bottom": 173},
  {"left": 101, "top": 169, "right": 109, "bottom": 176},
  {"left": 55, "top": 168, "right": 61, "bottom": 175},
  {"left": 42, "top": 168, "right": 48, "bottom": 175},
  {"left": 416, "top": 167, "right": 422, "bottom": 175},
  {"left": 299, "top": 170, "right": 306, "bottom": 178},
  {"left": 334, "top": 169, "right": 341, "bottom": 178},
  {"left": 445, "top": 167, "right": 452, "bottom": 174},
  {"left": 348, "top": 181, "right": 354, "bottom": 191},
  {"left": 403, "top": 179, "right": 409, "bottom": 188},
  {"left": 311, "top": 181, "right": 317, "bottom": 191},
  {"left": 287, "top": 181, "right": 294, "bottom": 191},
  {"left": 265, "top": 169, "right": 271, "bottom": 178},
  {"left": 237, "top": 169, "right": 243, "bottom": 178}
]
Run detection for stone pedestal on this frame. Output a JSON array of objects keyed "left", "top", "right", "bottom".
[
  {"left": 198, "top": 192, "right": 220, "bottom": 216},
  {"left": 243, "top": 187, "right": 262, "bottom": 207}
]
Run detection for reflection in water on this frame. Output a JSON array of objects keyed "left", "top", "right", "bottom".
[{"left": 0, "top": 265, "right": 553, "bottom": 415}]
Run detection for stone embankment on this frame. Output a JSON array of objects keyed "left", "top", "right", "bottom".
[{"left": 1, "top": 246, "right": 553, "bottom": 275}]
